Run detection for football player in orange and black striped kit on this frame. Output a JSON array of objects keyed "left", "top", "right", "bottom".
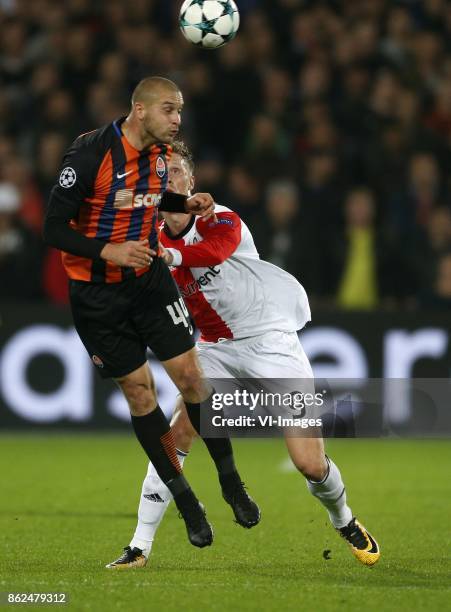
[{"left": 44, "top": 77, "right": 260, "bottom": 560}]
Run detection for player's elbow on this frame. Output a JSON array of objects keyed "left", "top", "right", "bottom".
[
  {"left": 211, "top": 254, "right": 229, "bottom": 265},
  {"left": 217, "top": 243, "right": 238, "bottom": 264}
]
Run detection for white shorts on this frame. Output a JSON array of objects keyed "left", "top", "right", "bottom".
[
  {"left": 197, "top": 331, "right": 318, "bottom": 423},
  {"left": 196, "top": 331, "right": 314, "bottom": 380}
]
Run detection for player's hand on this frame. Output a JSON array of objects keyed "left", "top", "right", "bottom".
[
  {"left": 159, "top": 245, "right": 174, "bottom": 265},
  {"left": 185, "top": 192, "right": 217, "bottom": 221},
  {"left": 100, "top": 240, "right": 157, "bottom": 268}
]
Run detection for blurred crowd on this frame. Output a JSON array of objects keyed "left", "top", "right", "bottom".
[{"left": 2, "top": 0, "right": 451, "bottom": 310}]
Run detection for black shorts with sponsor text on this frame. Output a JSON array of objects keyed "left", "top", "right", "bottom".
[{"left": 69, "top": 256, "right": 194, "bottom": 378}]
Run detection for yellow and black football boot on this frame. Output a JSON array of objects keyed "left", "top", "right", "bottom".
[
  {"left": 338, "top": 517, "right": 380, "bottom": 566},
  {"left": 106, "top": 546, "right": 147, "bottom": 570}
]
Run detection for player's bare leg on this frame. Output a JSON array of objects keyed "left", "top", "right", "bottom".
[
  {"left": 170, "top": 396, "right": 197, "bottom": 451},
  {"left": 284, "top": 433, "right": 380, "bottom": 566},
  {"left": 162, "top": 347, "right": 260, "bottom": 528},
  {"left": 108, "top": 362, "right": 213, "bottom": 563}
]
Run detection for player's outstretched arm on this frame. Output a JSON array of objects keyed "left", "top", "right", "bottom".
[{"left": 163, "top": 211, "right": 241, "bottom": 267}]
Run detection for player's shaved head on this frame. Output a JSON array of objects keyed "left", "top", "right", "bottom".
[
  {"left": 124, "top": 76, "right": 183, "bottom": 149},
  {"left": 131, "top": 76, "right": 181, "bottom": 105}
]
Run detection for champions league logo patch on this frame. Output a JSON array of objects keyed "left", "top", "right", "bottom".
[
  {"left": 156, "top": 156, "right": 166, "bottom": 178},
  {"left": 59, "top": 167, "right": 77, "bottom": 188},
  {"left": 209, "top": 218, "right": 233, "bottom": 228}
]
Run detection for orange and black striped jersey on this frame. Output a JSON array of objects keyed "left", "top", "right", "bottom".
[{"left": 44, "top": 117, "right": 187, "bottom": 284}]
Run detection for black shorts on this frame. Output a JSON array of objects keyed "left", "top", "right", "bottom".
[{"left": 69, "top": 256, "right": 195, "bottom": 379}]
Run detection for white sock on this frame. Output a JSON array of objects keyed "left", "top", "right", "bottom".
[
  {"left": 306, "top": 457, "right": 353, "bottom": 529},
  {"left": 129, "top": 450, "right": 187, "bottom": 557}
]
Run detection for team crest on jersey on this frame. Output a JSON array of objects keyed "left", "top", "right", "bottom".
[
  {"left": 59, "top": 167, "right": 76, "bottom": 188},
  {"left": 156, "top": 156, "right": 166, "bottom": 178},
  {"left": 92, "top": 354, "right": 104, "bottom": 368}
]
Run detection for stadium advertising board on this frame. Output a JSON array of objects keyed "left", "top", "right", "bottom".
[{"left": 1, "top": 303, "right": 450, "bottom": 433}]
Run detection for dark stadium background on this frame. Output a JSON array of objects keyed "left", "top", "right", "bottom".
[
  {"left": 1, "top": 0, "right": 450, "bottom": 430},
  {"left": 1, "top": 3, "right": 451, "bottom": 610}
]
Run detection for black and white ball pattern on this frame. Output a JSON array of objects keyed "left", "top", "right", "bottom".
[
  {"left": 59, "top": 167, "right": 77, "bottom": 188},
  {"left": 179, "top": 0, "right": 240, "bottom": 49}
]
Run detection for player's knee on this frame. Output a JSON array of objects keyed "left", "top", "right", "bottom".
[
  {"left": 174, "top": 365, "right": 204, "bottom": 399},
  {"left": 120, "top": 380, "right": 156, "bottom": 416}
]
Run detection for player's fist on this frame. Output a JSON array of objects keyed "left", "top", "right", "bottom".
[
  {"left": 100, "top": 239, "right": 156, "bottom": 268},
  {"left": 186, "top": 192, "right": 216, "bottom": 221}
]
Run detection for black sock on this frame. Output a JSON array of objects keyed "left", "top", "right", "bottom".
[
  {"left": 131, "top": 406, "right": 195, "bottom": 505},
  {"left": 185, "top": 397, "right": 238, "bottom": 485}
]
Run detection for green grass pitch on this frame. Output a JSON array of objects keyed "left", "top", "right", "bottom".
[{"left": 1, "top": 435, "right": 450, "bottom": 611}]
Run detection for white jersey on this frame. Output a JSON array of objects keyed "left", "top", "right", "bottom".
[{"left": 160, "top": 205, "right": 311, "bottom": 342}]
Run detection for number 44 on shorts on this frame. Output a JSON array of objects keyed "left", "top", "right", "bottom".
[{"left": 166, "top": 298, "right": 193, "bottom": 334}]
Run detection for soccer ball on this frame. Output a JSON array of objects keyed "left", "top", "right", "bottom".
[{"left": 179, "top": 0, "right": 240, "bottom": 49}]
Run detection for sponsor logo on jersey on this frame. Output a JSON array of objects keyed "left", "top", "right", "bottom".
[
  {"left": 92, "top": 354, "right": 104, "bottom": 368},
  {"left": 114, "top": 190, "right": 162, "bottom": 210},
  {"left": 156, "top": 156, "right": 166, "bottom": 178},
  {"left": 59, "top": 167, "right": 77, "bottom": 188},
  {"left": 179, "top": 266, "right": 221, "bottom": 298}
]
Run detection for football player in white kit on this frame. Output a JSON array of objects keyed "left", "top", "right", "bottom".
[{"left": 107, "top": 142, "right": 380, "bottom": 569}]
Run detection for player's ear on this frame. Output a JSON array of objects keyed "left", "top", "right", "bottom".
[
  {"left": 189, "top": 174, "right": 195, "bottom": 191},
  {"left": 134, "top": 101, "right": 145, "bottom": 120}
]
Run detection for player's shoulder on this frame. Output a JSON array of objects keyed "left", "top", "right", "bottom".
[
  {"left": 70, "top": 122, "right": 115, "bottom": 156},
  {"left": 59, "top": 121, "right": 117, "bottom": 183}
]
